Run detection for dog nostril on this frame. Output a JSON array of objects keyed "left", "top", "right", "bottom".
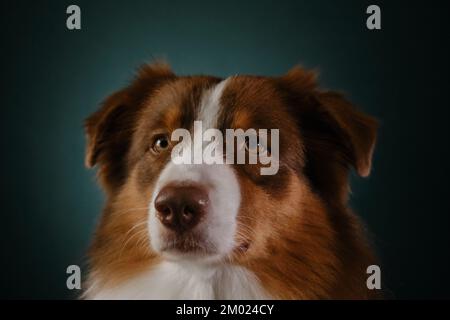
[
  {"left": 161, "top": 206, "right": 171, "bottom": 217},
  {"left": 155, "top": 203, "right": 171, "bottom": 217},
  {"left": 182, "top": 206, "right": 194, "bottom": 222}
]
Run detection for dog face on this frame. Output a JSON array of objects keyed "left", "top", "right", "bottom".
[{"left": 85, "top": 63, "right": 377, "bottom": 271}]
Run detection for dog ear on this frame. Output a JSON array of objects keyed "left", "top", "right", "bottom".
[
  {"left": 279, "top": 66, "right": 377, "bottom": 177},
  {"left": 278, "top": 66, "right": 377, "bottom": 202},
  {"left": 84, "top": 62, "right": 175, "bottom": 191},
  {"left": 315, "top": 91, "right": 378, "bottom": 177}
]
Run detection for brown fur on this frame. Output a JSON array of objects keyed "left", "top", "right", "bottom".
[{"left": 84, "top": 62, "right": 379, "bottom": 299}]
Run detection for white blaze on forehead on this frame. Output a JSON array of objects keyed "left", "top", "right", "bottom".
[
  {"left": 198, "top": 78, "right": 230, "bottom": 129},
  {"left": 148, "top": 77, "right": 241, "bottom": 258}
]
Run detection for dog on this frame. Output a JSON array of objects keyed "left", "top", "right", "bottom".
[{"left": 83, "top": 62, "right": 379, "bottom": 299}]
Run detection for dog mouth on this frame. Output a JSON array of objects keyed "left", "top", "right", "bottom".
[
  {"left": 159, "top": 232, "right": 215, "bottom": 255},
  {"left": 157, "top": 232, "right": 251, "bottom": 259}
]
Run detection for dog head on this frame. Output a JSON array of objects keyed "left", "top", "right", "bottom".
[{"left": 85, "top": 62, "right": 377, "bottom": 267}]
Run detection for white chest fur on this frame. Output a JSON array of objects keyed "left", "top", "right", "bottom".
[{"left": 87, "top": 261, "right": 270, "bottom": 300}]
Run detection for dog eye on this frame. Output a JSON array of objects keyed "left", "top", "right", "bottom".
[
  {"left": 244, "top": 136, "right": 269, "bottom": 155},
  {"left": 151, "top": 135, "right": 170, "bottom": 154}
]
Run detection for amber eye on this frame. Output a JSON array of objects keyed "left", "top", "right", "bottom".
[
  {"left": 151, "top": 135, "right": 170, "bottom": 154},
  {"left": 244, "top": 136, "right": 269, "bottom": 155}
]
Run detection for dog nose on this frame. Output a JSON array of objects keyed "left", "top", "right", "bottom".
[{"left": 154, "top": 184, "right": 209, "bottom": 232}]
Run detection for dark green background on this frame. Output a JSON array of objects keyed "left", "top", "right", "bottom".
[{"left": 1, "top": 0, "right": 449, "bottom": 299}]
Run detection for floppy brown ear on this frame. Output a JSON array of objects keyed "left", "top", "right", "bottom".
[
  {"left": 84, "top": 62, "right": 175, "bottom": 191},
  {"left": 278, "top": 66, "right": 377, "bottom": 178},
  {"left": 85, "top": 89, "right": 129, "bottom": 169},
  {"left": 278, "top": 66, "right": 377, "bottom": 202},
  {"left": 315, "top": 91, "right": 378, "bottom": 177}
]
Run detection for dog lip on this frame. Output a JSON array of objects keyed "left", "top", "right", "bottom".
[
  {"left": 236, "top": 241, "right": 251, "bottom": 253},
  {"left": 159, "top": 233, "right": 214, "bottom": 254},
  {"left": 163, "top": 242, "right": 205, "bottom": 253}
]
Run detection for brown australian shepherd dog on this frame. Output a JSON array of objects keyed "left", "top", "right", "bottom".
[{"left": 83, "top": 62, "right": 380, "bottom": 299}]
